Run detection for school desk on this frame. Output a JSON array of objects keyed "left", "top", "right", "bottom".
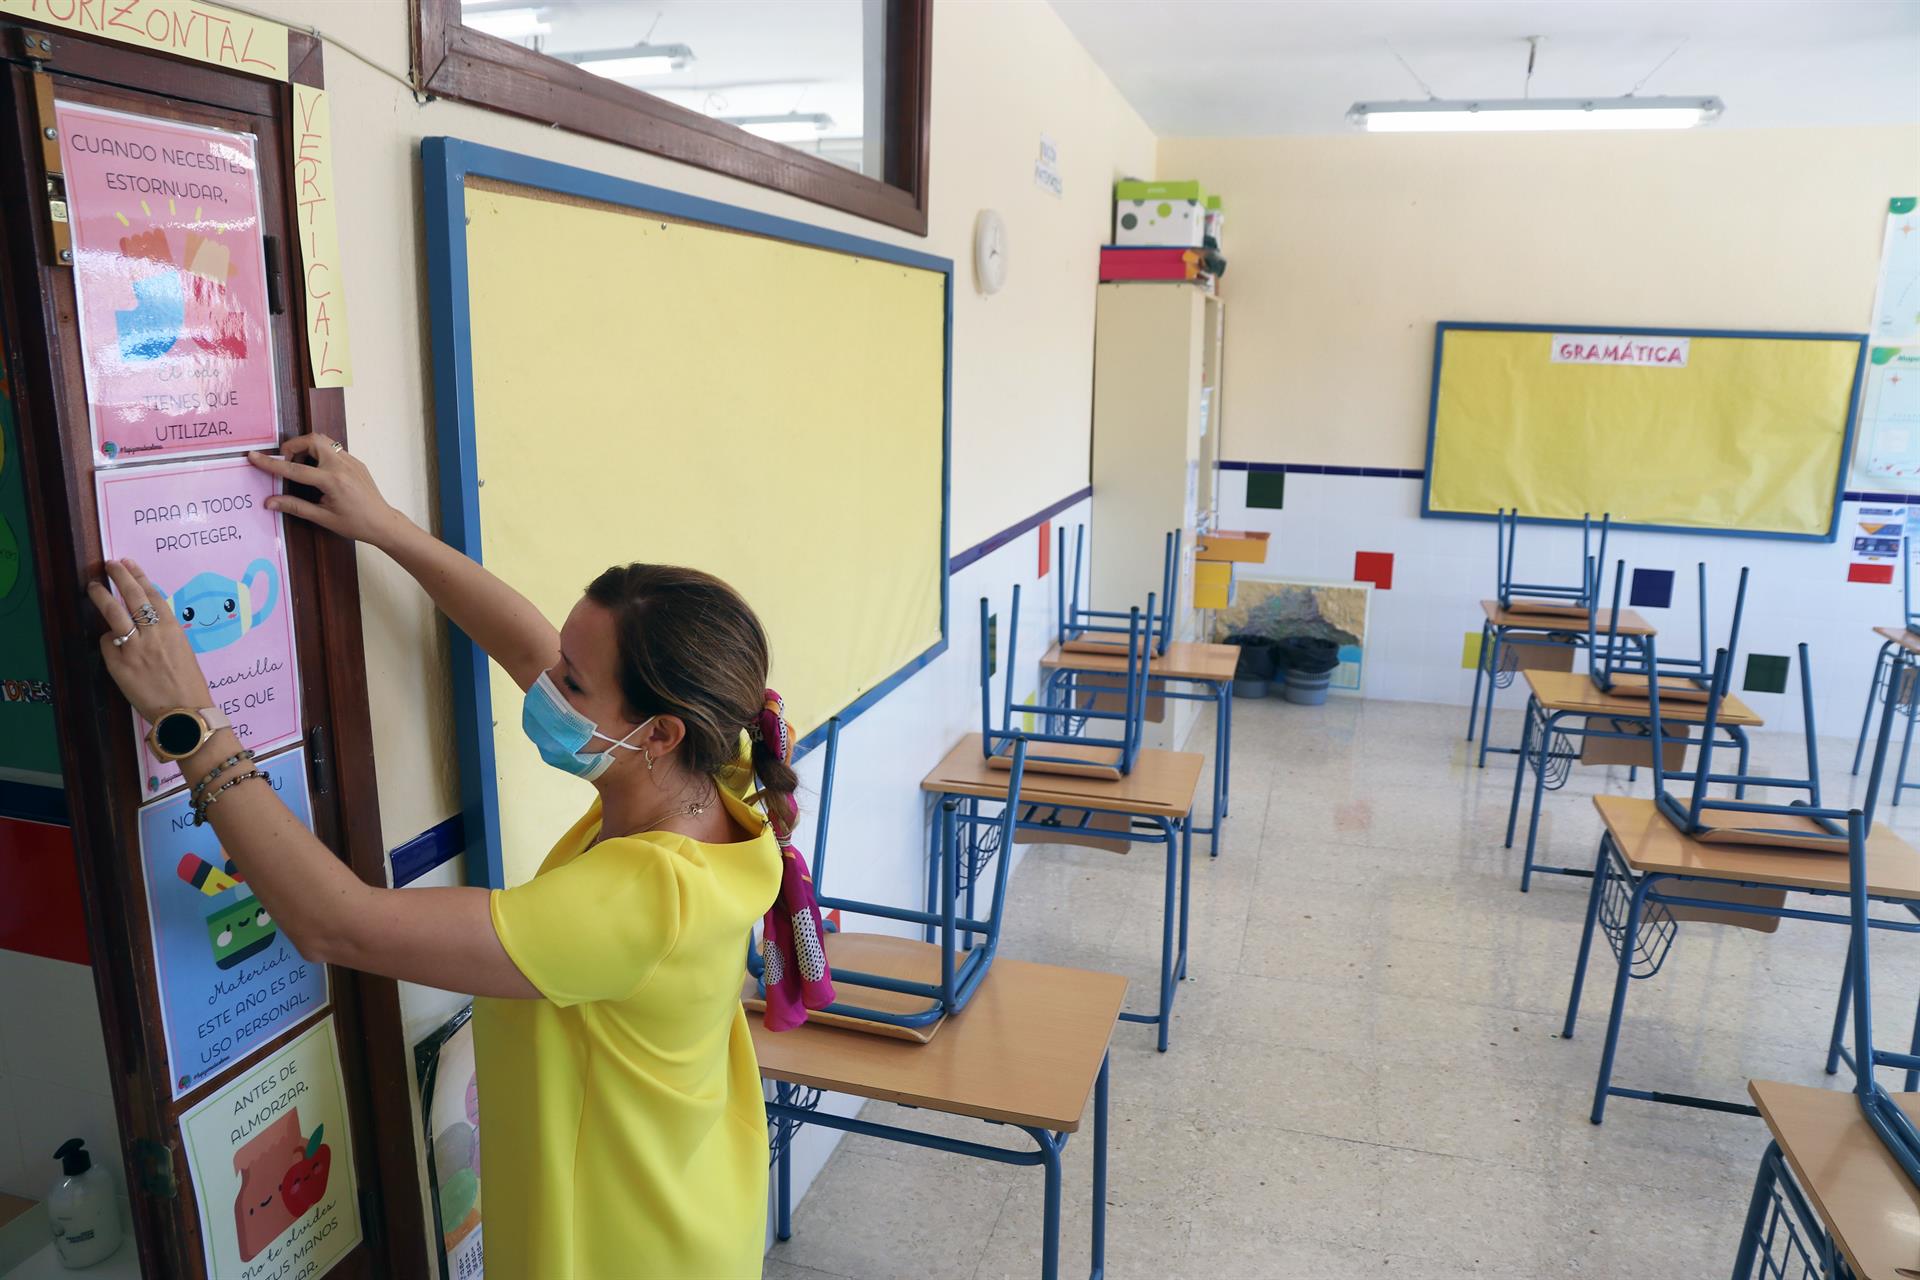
[
  {"left": 1504, "top": 668, "right": 1763, "bottom": 891},
  {"left": 923, "top": 734, "right": 1203, "bottom": 1051},
  {"left": 754, "top": 942, "right": 1126, "bottom": 1280},
  {"left": 1468, "top": 600, "right": 1656, "bottom": 768},
  {"left": 1733, "top": 1080, "right": 1920, "bottom": 1280},
  {"left": 1038, "top": 640, "right": 1238, "bottom": 857},
  {"left": 1851, "top": 626, "right": 1920, "bottom": 808},
  {"left": 1562, "top": 796, "right": 1920, "bottom": 1125}
]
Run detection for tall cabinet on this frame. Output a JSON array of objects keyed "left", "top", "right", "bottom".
[{"left": 1089, "top": 282, "right": 1225, "bottom": 749}]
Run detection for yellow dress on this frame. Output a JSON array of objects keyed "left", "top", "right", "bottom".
[{"left": 474, "top": 743, "right": 782, "bottom": 1278}]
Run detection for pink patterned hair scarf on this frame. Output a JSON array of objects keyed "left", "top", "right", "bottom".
[{"left": 752, "top": 690, "right": 836, "bottom": 1030}]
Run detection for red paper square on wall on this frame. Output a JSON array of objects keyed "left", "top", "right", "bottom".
[
  {"left": 1850, "top": 562, "right": 1896, "bottom": 585},
  {"left": 1354, "top": 551, "right": 1395, "bottom": 590},
  {"left": 1038, "top": 520, "right": 1052, "bottom": 578},
  {"left": 0, "top": 816, "right": 89, "bottom": 965}
]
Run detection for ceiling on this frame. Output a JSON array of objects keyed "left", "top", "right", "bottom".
[{"left": 1047, "top": 0, "right": 1920, "bottom": 135}]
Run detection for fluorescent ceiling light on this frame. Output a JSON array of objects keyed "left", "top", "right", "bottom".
[
  {"left": 1347, "top": 96, "right": 1723, "bottom": 133},
  {"left": 723, "top": 112, "right": 835, "bottom": 142},
  {"left": 570, "top": 42, "right": 695, "bottom": 79},
  {"left": 463, "top": 7, "right": 548, "bottom": 39}
]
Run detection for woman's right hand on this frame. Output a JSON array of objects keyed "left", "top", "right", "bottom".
[{"left": 250, "top": 435, "right": 412, "bottom": 549}]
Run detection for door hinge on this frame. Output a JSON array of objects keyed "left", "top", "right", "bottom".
[
  {"left": 131, "top": 1139, "right": 177, "bottom": 1199},
  {"left": 308, "top": 725, "right": 333, "bottom": 798},
  {"left": 26, "top": 68, "right": 70, "bottom": 267},
  {"left": 358, "top": 1186, "right": 384, "bottom": 1248},
  {"left": 263, "top": 234, "right": 285, "bottom": 313}
]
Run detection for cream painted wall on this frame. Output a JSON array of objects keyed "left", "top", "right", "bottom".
[
  {"left": 1159, "top": 127, "right": 1920, "bottom": 471},
  {"left": 223, "top": 0, "right": 1152, "bottom": 856}
]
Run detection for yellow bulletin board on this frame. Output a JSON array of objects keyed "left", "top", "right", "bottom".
[
  {"left": 423, "top": 139, "right": 949, "bottom": 887},
  {"left": 1423, "top": 323, "right": 1866, "bottom": 541}
]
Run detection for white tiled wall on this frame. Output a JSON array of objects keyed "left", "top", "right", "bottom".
[
  {"left": 1217, "top": 469, "right": 1901, "bottom": 738},
  {"left": 0, "top": 949, "right": 123, "bottom": 1200}
]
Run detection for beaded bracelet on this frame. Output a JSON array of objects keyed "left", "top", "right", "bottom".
[
  {"left": 190, "top": 749, "right": 256, "bottom": 805},
  {"left": 191, "top": 769, "right": 265, "bottom": 827}
]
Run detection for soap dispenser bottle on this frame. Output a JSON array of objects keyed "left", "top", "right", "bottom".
[{"left": 48, "top": 1139, "right": 122, "bottom": 1268}]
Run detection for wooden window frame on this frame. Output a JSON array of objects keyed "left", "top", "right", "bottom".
[{"left": 412, "top": 0, "right": 933, "bottom": 236}]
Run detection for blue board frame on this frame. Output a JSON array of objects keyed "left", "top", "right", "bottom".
[
  {"left": 421, "top": 137, "right": 953, "bottom": 888},
  {"left": 1420, "top": 321, "right": 1868, "bottom": 543}
]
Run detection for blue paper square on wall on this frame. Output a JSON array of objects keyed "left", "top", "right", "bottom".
[{"left": 1629, "top": 568, "right": 1675, "bottom": 609}]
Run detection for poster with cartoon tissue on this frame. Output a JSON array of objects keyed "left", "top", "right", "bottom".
[
  {"left": 179, "top": 1017, "right": 360, "bottom": 1280},
  {"left": 139, "top": 744, "right": 327, "bottom": 1098},
  {"left": 96, "top": 455, "right": 301, "bottom": 796},
  {"left": 55, "top": 100, "right": 279, "bottom": 465}
]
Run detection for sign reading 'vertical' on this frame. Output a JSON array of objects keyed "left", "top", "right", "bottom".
[
  {"left": 1550, "top": 333, "right": 1690, "bottom": 368},
  {"left": 56, "top": 100, "right": 280, "bottom": 464},
  {"left": 96, "top": 455, "right": 300, "bottom": 796}
]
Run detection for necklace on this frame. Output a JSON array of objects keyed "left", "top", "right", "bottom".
[{"left": 630, "top": 781, "right": 717, "bottom": 835}]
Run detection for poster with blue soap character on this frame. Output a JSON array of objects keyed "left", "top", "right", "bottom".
[{"left": 138, "top": 744, "right": 329, "bottom": 1099}]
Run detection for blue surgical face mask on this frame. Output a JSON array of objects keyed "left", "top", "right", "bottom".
[{"left": 522, "top": 671, "right": 654, "bottom": 782}]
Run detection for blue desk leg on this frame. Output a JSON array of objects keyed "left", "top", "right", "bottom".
[
  {"left": 1561, "top": 835, "right": 1610, "bottom": 1040},
  {"left": 1733, "top": 729, "right": 1750, "bottom": 801},
  {"left": 1520, "top": 707, "right": 1554, "bottom": 893},
  {"left": 1211, "top": 683, "right": 1228, "bottom": 857},
  {"left": 1503, "top": 700, "right": 1534, "bottom": 848},
  {"left": 1825, "top": 935, "right": 1854, "bottom": 1076},
  {"left": 1040, "top": 1134, "right": 1063, "bottom": 1280},
  {"left": 1589, "top": 874, "right": 1655, "bottom": 1124},
  {"left": 1091, "top": 1055, "right": 1109, "bottom": 1280},
  {"left": 1476, "top": 628, "right": 1504, "bottom": 767},
  {"left": 1219, "top": 680, "right": 1232, "bottom": 820},
  {"left": 1899, "top": 698, "right": 1920, "bottom": 808},
  {"left": 1854, "top": 641, "right": 1896, "bottom": 775},
  {"left": 774, "top": 1081, "right": 793, "bottom": 1241},
  {"left": 1467, "top": 621, "right": 1492, "bottom": 743},
  {"left": 1729, "top": 1142, "right": 1779, "bottom": 1280},
  {"left": 1157, "top": 816, "right": 1178, "bottom": 1052}
]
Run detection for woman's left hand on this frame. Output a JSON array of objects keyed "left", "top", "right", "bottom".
[{"left": 88, "top": 559, "right": 215, "bottom": 723}]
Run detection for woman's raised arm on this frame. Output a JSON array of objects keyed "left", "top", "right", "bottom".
[{"left": 250, "top": 436, "right": 557, "bottom": 692}]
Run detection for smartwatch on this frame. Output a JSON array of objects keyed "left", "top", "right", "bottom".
[{"left": 146, "top": 707, "right": 232, "bottom": 762}]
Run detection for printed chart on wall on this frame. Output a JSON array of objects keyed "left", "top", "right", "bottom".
[
  {"left": 416, "top": 1008, "right": 483, "bottom": 1280},
  {"left": 55, "top": 100, "right": 279, "bottom": 466},
  {"left": 139, "top": 746, "right": 326, "bottom": 1098},
  {"left": 1851, "top": 504, "right": 1910, "bottom": 585},
  {"left": 179, "top": 1017, "right": 360, "bottom": 1280},
  {"left": 1865, "top": 199, "right": 1920, "bottom": 478},
  {"left": 96, "top": 456, "right": 300, "bottom": 795}
]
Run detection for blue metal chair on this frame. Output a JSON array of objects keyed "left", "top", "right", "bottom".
[
  {"left": 1495, "top": 508, "right": 1609, "bottom": 616},
  {"left": 1588, "top": 559, "right": 1748, "bottom": 702},
  {"left": 986, "top": 586, "right": 1149, "bottom": 781},
  {"left": 1058, "top": 523, "right": 1177, "bottom": 659},
  {"left": 746, "top": 717, "right": 1031, "bottom": 1036},
  {"left": 1645, "top": 638, "right": 1849, "bottom": 851}
]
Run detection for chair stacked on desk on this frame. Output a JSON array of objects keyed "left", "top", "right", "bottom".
[{"left": 1850, "top": 534, "right": 1920, "bottom": 807}]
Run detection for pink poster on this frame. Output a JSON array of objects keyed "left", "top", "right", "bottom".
[
  {"left": 96, "top": 457, "right": 301, "bottom": 797},
  {"left": 56, "top": 100, "right": 279, "bottom": 466}
]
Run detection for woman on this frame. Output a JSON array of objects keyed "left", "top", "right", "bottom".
[{"left": 88, "top": 434, "right": 806, "bottom": 1278}]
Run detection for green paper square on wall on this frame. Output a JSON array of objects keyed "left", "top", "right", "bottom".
[
  {"left": 1744, "top": 653, "right": 1790, "bottom": 695},
  {"left": 1247, "top": 471, "right": 1285, "bottom": 510}
]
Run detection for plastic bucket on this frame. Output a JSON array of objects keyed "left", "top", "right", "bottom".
[
  {"left": 1283, "top": 670, "right": 1332, "bottom": 706},
  {"left": 1232, "top": 676, "right": 1268, "bottom": 698}
]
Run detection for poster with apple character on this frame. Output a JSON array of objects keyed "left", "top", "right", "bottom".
[{"left": 180, "top": 1018, "right": 360, "bottom": 1280}]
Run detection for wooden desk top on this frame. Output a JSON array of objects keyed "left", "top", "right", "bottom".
[
  {"left": 1481, "top": 600, "right": 1655, "bottom": 635},
  {"left": 1038, "top": 641, "right": 1241, "bottom": 683},
  {"left": 1522, "top": 669, "right": 1765, "bottom": 727},
  {"left": 1749, "top": 1080, "right": 1920, "bottom": 1280},
  {"left": 1594, "top": 795, "right": 1920, "bottom": 899},
  {"left": 751, "top": 938, "right": 1127, "bottom": 1132},
  {"left": 923, "top": 734, "right": 1204, "bottom": 819},
  {"left": 1874, "top": 626, "right": 1920, "bottom": 655}
]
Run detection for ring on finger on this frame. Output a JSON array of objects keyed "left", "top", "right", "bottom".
[
  {"left": 111, "top": 625, "right": 138, "bottom": 647},
  {"left": 133, "top": 603, "right": 160, "bottom": 627},
  {"left": 328, "top": 440, "right": 345, "bottom": 454}
]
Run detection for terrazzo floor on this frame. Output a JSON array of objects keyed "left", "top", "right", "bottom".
[{"left": 763, "top": 695, "right": 1920, "bottom": 1278}]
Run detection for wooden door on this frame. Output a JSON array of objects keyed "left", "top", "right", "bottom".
[{"left": 0, "top": 23, "right": 421, "bottom": 1278}]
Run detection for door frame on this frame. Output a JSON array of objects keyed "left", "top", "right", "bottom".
[{"left": 0, "top": 22, "right": 424, "bottom": 1277}]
